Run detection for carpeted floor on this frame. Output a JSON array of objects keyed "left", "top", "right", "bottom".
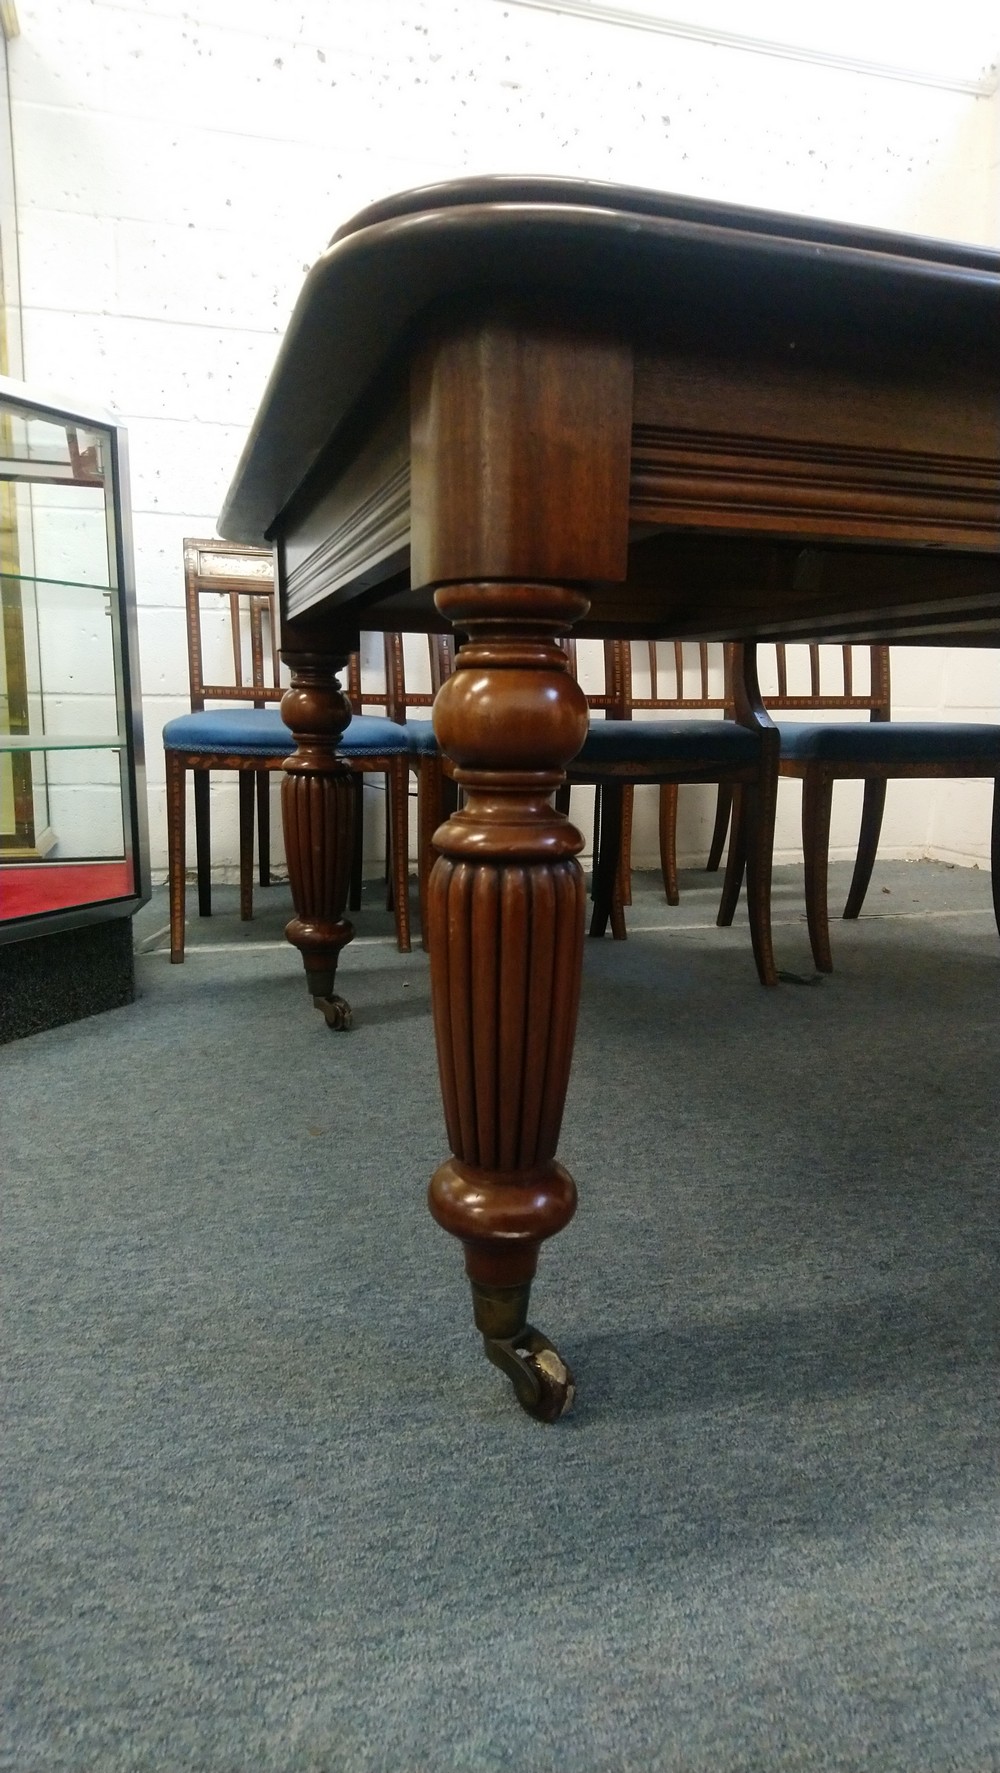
[{"left": 3, "top": 861, "right": 999, "bottom": 1772}]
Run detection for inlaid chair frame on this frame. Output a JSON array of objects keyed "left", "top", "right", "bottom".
[
  {"left": 164, "top": 539, "right": 283, "bottom": 961},
  {"left": 721, "top": 641, "right": 1000, "bottom": 971},
  {"left": 345, "top": 632, "right": 455, "bottom": 945},
  {"left": 164, "top": 540, "right": 440, "bottom": 963},
  {"left": 656, "top": 640, "right": 889, "bottom": 915},
  {"left": 568, "top": 639, "right": 781, "bottom": 985}
]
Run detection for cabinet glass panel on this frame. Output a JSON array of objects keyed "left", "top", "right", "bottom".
[{"left": 0, "top": 381, "right": 146, "bottom": 929}]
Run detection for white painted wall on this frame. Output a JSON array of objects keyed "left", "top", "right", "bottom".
[{"left": 6, "top": 0, "right": 1000, "bottom": 883}]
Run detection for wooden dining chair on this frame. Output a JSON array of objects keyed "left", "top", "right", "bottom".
[
  {"left": 661, "top": 642, "right": 893, "bottom": 906},
  {"left": 403, "top": 631, "right": 778, "bottom": 982},
  {"left": 567, "top": 640, "right": 780, "bottom": 985},
  {"left": 624, "top": 641, "right": 731, "bottom": 909},
  {"left": 557, "top": 639, "right": 736, "bottom": 928},
  {"left": 162, "top": 540, "right": 437, "bottom": 962},
  {"left": 550, "top": 637, "right": 633, "bottom": 935},
  {"left": 719, "top": 642, "right": 1000, "bottom": 971}
]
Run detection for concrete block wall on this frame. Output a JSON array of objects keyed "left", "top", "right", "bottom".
[{"left": 7, "top": 0, "right": 1000, "bottom": 881}]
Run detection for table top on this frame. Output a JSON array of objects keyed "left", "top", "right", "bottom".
[{"left": 218, "top": 176, "right": 1000, "bottom": 548}]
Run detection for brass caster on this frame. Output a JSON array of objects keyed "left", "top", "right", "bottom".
[
  {"left": 314, "top": 993, "right": 353, "bottom": 1031},
  {"left": 484, "top": 1326, "right": 575, "bottom": 1423}
]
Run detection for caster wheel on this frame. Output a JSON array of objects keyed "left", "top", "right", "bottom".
[
  {"left": 514, "top": 1332, "right": 576, "bottom": 1422},
  {"left": 314, "top": 993, "right": 353, "bottom": 1031},
  {"left": 485, "top": 1326, "right": 575, "bottom": 1422}
]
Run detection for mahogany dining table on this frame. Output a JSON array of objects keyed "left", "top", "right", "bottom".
[{"left": 219, "top": 177, "right": 1000, "bottom": 1421}]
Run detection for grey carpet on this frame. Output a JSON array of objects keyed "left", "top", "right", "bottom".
[{"left": 3, "top": 862, "right": 999, "bottom": 1772}]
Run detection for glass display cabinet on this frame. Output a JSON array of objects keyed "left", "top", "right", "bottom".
[{"left": 0, "top": 375, "right": 148, "bottom": 1040}]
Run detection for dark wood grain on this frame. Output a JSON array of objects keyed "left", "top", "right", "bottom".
[
  {"left": 410, "top": 312, "right": 633, "bottom": 586},
  {"left": 279, "top": 649, "right": 358, "bottom": 1024},
  {"left": 426, "top": 577, "right": 587, "bottom": 1343}
]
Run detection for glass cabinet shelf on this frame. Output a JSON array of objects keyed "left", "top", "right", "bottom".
[
  {"left": 0, "top": 374, "right": 148, "bottom": 941},
  {"left": 2, "top": 734, "right": 126, "bottom": 751},
  {"left": 2, "top": 570, "right": 113, "bottom": 592}
]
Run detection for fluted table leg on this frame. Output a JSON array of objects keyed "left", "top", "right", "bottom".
[
  {"left": 426, "top": 581, "right": 590, "bottom": 1420},
  {"left": 280, "top": 649, "right": 357, "bottom": 1030}
]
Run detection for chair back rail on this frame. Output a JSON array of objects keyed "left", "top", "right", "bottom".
[
  {"left": 183, "top": 539, "right": 282, "bottom": 710},
  {"left": 752, "top": 642, "right": 891, "bottom": 720},
  {"left": 613, "top": 640, "right": 729, "bottom": 714}
]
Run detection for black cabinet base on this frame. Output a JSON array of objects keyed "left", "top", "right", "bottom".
[{"left": 0, "top": 917, "right": 136, "bottom": 1044}]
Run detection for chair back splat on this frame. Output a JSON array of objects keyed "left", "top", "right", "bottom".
[{"left": 183, "top": 538, "right": 281, "bottom": 712}]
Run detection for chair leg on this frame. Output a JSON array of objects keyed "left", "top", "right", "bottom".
[
  {"left": 618, "top": 784, "right": 634, "bottom": 906},
  {"left": 418, "top": 757, "right": 445, "bottom": 952},
  {"left": 802, "top": 769, "right": 835, "bottom": 973},
  {"left": 658, "top": 782, "right": 680, "bottom": 905},
  {"left": 589, "top": 780, "right": 626, "bottom": 939},
  {"left": 387, "top": 755, "right": 412, "bottom": 953},
  {"left": 166, "top": 750, "right": 187, "bottom": 964},
  {"left": 985, "top": 776, "right": 992, "bottom": 943},
  {"left": 238, "top": 770, "right": 255, "bottom": 921},
  {"left": 590, "top": 785, "right": 602, "bottom": 901},
  {"left": 744, "top": 767, "right": 779, "bottom": 988},
  {"left": 256, "top": 769, "right": 271, "bottom": 887},
  {"left": 383, "top": 774, "right": 394, "bottom": 909},
  {"left": 193, "top": 769, "right": 212, "bottom": 917},
  {"left": 706, "top": 783, "right": 733, "bottom": 873},
  {"left": 843, "top": 777, "right": 887, "bottom": 920},
  {"left": 716, "top": 785, "right": 747, "bottom": 928}
]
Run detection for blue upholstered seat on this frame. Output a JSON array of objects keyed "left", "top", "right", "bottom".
[
  {"left": 163, "top": 708, "right": 438, "bottom": 758},
  {"left": 779, "top": 721, "right": 1000, "bottom": 766},
  {"left": 577, "top": 718, "right": 760, "bottom": 767}
]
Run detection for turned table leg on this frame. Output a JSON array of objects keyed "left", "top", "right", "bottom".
[
  {"left": 280, "top": 649, "right": 357, "bottom": 1031},
  {"left": 426, "top": 581, "right": 590, "bottom": 1421}
]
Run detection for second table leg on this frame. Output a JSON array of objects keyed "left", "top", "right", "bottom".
[
  {"left": 426, "top": 580, "right": 590, "bottom": 1421},
  {"left": 280, "top": 648, "right": 357, "bottom": 1030}
]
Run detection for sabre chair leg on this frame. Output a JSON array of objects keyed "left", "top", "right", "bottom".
[
  {"left": 238, "top": 770, "right": 255, "bottom": 922},
  {"left": 589, "top": 779, "right": 626, "bottom": 938},
  {"left": 280, "top": 647, "right": 358, "bottom": 1029},
  {"left": 744, "top": 766, "right": 779, "bottom": 988},
  {"left": 418, "top": 755, "right": 445, "bottom": 953},
  {"left": 427, "top": 579, "right": 589, "bottom": 1422},
  {"left": 193, "top": 769, "right": 212, "bottom": 917},
  {"left": 717, "top": 784, "right": 747, "bottom": 928},
  {"left": 590, "top": 785, "right": 602, "bottom": 901},
  {"left": 387, "top": 754, "right": 412, "bottom": 953},
  {"left": 991, "top": 776, "right": 1000, "bottom": 942},
  {"left": 802, "top": 767, "right": 835, "bottom": 973},
  {"left": 619, "top": 783, "right": 634, "bottom": 906},
  {"left": 843, "top": 777, "right": 887, "bottom": 920},
  {"left": 706, "top": 782, "right": 733, "bottom": 873},
  {"left": 658, "top": 782, "right": 680, "bottom": 905},
  {"left": 166, "top": 750, "right": 187, "bottom": 964},
  {"left": 256, "top": 768, "right": 272, "bottom": 887}
]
